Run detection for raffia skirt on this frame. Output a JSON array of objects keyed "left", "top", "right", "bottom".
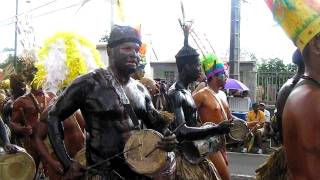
[
  {"left": 255, "top": 146, "right": 288, "bottom": 180},
  {"left": 175, "top": 152, "right": 221, "bottom": 180}
]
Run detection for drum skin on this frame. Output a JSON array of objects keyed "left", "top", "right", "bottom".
[
  {"left": 0, "top": 146, "right": 36, "bottom": 180},
  {"left": 124, "top": 129, "right": 167, "bottom": 175},
  {"left": 229, "top": 119, "right": 249, "bottom": 142}
]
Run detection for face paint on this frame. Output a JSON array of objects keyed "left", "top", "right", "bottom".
[
  {"left": 187, "top": 59, "right": 201, "bottom": 82},
  {"left": 113, "top": 42, "right": 141, "bottom": 74},
  {"left": 214, "top": 72, "right": 227, "bottom": 88},
  {"left": 215, "top": 73, "right": 226, "bottom": 82}
]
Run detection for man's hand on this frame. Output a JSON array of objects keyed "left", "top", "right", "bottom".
[
  {"left": 20, "top": 125, "right": 32, "bottom": 136},
  {"left": 157, "top": 129, "right": 178, "bottom": 152},
  {"left": 3, "top": 143, "right": 18, "bottom": 154},
  {"left": 50, "top": 160, "right": 64, "bottom": 175},
  {"left": 215, "top": 121, "right": 233, "bottom": 134},
  {"left": 62, "top": 161, "right": 86, "bottom": 180}
]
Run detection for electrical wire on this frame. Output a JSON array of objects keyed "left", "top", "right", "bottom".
[
  {"left": 0, "top": 0, "right": 60, "bottom": 24},
  {"left": 0, "top": 2, "right": 81, "bottom": 28}
]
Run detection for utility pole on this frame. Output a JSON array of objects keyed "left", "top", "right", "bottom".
[
  {"left": 229, "top": 0, "right": 240, "bottom": 80},
  {"left": 13, "top": 0, "right": 19, "bottom": 69},
  {"left": 110, "top": 0, "right": 114, "bottom": 28}
]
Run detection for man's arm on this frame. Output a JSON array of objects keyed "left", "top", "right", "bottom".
[
  {"left": 169, "top": 91, "right": 230, "bottom": 141},
  {"left": 10, "top": 99, "right": 32, "bottom": 136},
  {"left": 48, "top": 76, "right": 88, "bottom": 169},
  {"left": 0, "top": 117, "right": 9, "bottom": 145},
  {"left": 192, "top": 89, "right": 204, "bottom": 110},
  {"left": 32, "top": 105, "right": 64, "bottom": 174},
  {"left": 258, "top": 111, "right": 266, "bottom": 127},
  {"left": 246, "top": 112, "right": 258, "bottom": 128}
]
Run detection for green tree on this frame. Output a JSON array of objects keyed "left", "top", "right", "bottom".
[
  {"left": 258, "top": 58, "right": 286, "bottom": 72},
  {"left": 99, "top": 30, "right": 109, "bottom": 43},
  {"left": 258, "top": 57, "right": 297, "bottom": 73},
  {"left": 286, "top": 63, "right": 298, "bottom": 73},
  {"left": 0, "top": 54, "right": 14, "bottom": 69}
]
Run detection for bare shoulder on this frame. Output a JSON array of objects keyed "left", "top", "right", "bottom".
[
  {"left": 285, "top": 84, "right": 320, "bottom": 116},
  {"left": 193, "top": 87, "right": 209, "bottom": 99},
  {"left": 283, "top": 84, "right": 320, "bottom": 137},
  {"left": 13, "top": 95, "right": 30, "bottom": 107},
  {"left": 193, "top": 87, "right": 212, "bottom": 107}
]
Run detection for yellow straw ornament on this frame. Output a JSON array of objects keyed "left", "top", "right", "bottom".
[{"left": 34, "top": 32, "right": 104, "bottom": 92}]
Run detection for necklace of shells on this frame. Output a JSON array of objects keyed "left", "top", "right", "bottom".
[{"left": 29, "top": 92, "right": 47, "bottom": 121}]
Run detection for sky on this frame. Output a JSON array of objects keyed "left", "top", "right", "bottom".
[{"left": 0, "top": 0, "right": 297, "bottom": 64}]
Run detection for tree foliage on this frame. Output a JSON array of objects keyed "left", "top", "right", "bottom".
[
  {"left": 99, "top": 30, "right": 109, "bottom": 43},
  {"left": 258, "top": 57, "right": 297, "bottom": 73}
]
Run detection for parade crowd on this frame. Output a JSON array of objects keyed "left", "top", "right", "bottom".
[{"left": 1, "top": 0, "right": 320, "bottom": 179}]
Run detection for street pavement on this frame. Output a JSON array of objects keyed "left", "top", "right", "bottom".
[{"left": 227, "top": 152, "right": 269, "bottom": 179}]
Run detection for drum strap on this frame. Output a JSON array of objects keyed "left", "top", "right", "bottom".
[
  {"left": 207, "top": 88, "right": 228, "bottom": 121},
  {"left": 94, "top": 68, "right": 141, "bottom": 130}
]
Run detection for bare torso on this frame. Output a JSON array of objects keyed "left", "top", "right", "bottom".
[
  {"left": 193, "top": 87, "right": 231, "bottom": 124},
  {"left": 193, "top": 87, "right": 232, "bottom": 180},
  {"left": 283, "top": 81, "right": 320, "bottom": 179},
  {"left": 11, "top": 92, "right": 53, "bottom": 128}
]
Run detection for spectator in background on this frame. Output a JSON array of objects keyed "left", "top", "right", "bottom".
[
  {"left": 259, "top": 103, "right": 270, "bottom": 123},
  {"left": 245, "top": 103, "right": 265, "bottom": 154},
  {"left": 259, "top": 102, "right": 274, "bottom": 140}
]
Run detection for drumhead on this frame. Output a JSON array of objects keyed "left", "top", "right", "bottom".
[
  {"left": 0, "top": 146, "right": 36, "bottom": 180},
  {"left": 229, "top": 119, "right": 249, "bottom": 141},
  {"left": 124, "top": 129, "right": 167, "bottom": 175}
]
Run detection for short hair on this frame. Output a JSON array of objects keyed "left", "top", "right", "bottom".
[{"left": 252, "top": 102, "right": 259, "bottom": 108}]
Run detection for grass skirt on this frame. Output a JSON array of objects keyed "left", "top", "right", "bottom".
[{"left": 255, "top": 146, "right": 288, "bottom": 180}]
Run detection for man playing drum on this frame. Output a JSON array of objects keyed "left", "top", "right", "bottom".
[
  {"left": 48, "top": 25, "right": 177, "bottom": 179},
  {"left": 167, "top": 22, "right": 232, "bottom": 180},
  {"left": 193, "top": 54, "right": 232, "bottom": 180}
]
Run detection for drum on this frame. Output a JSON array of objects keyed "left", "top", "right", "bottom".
[
  {"left": 74, "top": 147, "right": 86, "bottom": 166},
  {"left": 0, "top": 146, "right": 36, "bottom": 180},
  {"left": 229, "top": 119, "right": 249, "bottom": 142},
  {"left": 124, "top": 129, "right": 176, "bottom": 178},
  {"left": 180, "top": 122, "right": 225, "bottom": 164}
]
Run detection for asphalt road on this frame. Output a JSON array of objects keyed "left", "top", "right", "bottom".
[{"left": 227, "top": 152, "right": 269, "bottom": 179}]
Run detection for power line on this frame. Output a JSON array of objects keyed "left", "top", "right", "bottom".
[
  {"left": 0, "top": 2, "right": 81, "bottom": 28},
  {"left": 32, "top": 2, "right": 80, "bottom": 19},
  {"left": 0, "top": 0, "right": 59, "bottom": 24}
]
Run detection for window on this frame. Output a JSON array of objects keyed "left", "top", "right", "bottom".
[{"left": 164, "top": 71, "right": 175, "bottom": 83}]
